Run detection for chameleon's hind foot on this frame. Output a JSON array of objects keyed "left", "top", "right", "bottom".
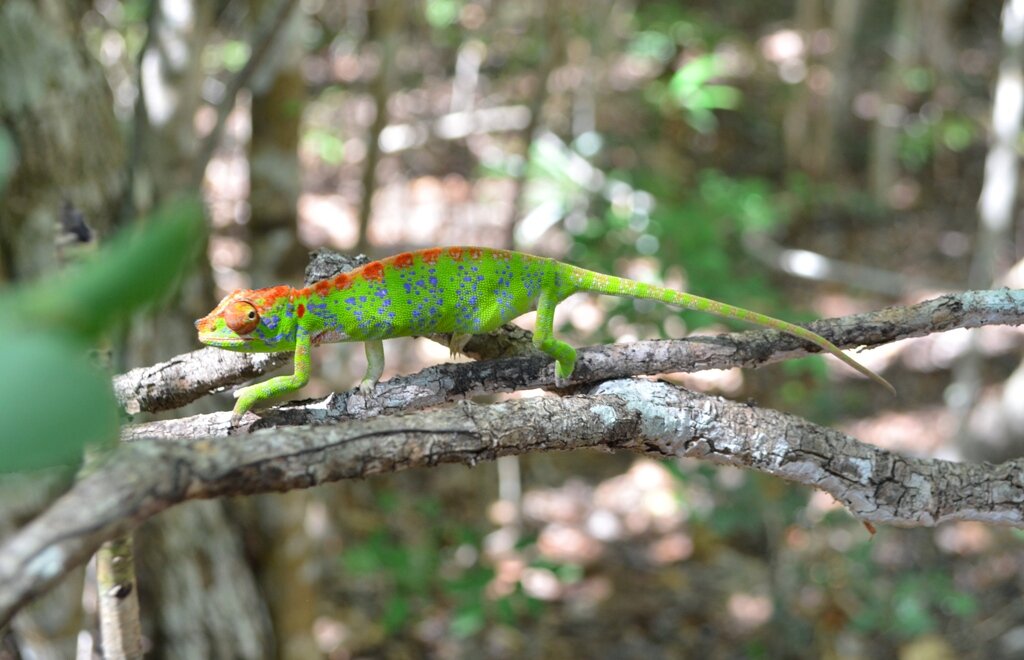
[
  {"left": 553, "top": 360, "right": 575, "bottom": 388},
  {"left": 448, "top": 333, "right": 473, "bottom": 357}
]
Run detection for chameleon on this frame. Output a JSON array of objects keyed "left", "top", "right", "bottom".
[{"left": 196, "top": 246, "right": 894, "bottom": 419}]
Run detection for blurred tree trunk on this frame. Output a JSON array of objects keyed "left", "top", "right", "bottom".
[
  {"left": 249, "top": 1, "right": 307, "bottom": 278},
  {"left": 954, "top": 0, "right": 1024, "bottom": 462},
  {"left": 0, "top": 1, "right": 126, "bottom": 656},
  {"left": 0, "top": 0, "right": 125, "bottom": 281},
  {"left": 824, "top": 0, "right": 866, "bottom": 176},
  {"left": 868, "top": 0, "right": 920, "bottom": 203},
  {"left": 136, "top": 502, "right": 273, "bottom": 659},
  {"left": 247, "top": 5, "right": 320, "bottom": 658},
  {"left": 126, "top": 3, "right": 277, "bottom": 656}
]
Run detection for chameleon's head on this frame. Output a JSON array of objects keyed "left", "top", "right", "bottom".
[{"left": 195, "top": 286, "right": 298, "bottom": 352}]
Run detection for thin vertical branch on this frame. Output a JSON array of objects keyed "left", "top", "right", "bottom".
[
  {"left": 503, "top": 0, "right": 562, "bottom": 249},
  {"left": 355, "top": 0, "right": 400, "bottom": 256},
  {"left": 191, "top": 0, "right": 301, "bottom": 186},
  {"left": 869, "top": 0, "right": 920, "bottom": 203},
  {"left": 55, "top": 206, "right": 143, "bottom": 659},
  {"left": 116, "top": 0, "right": 159, "bottom": 228},
  {"left": 824, "top": 0, "right": 866, "bottom": 175},
  {"left": 95, "top": 536, "right": 143, "bottom": 659}
]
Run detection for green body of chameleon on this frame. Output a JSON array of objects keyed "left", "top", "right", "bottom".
[{"left": 196, "top": 246, "right": 894, "bottom": 418}]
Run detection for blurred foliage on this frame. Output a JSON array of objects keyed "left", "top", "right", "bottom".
[
  {"left": 339, "top": 490, "right": 546, "bottom": 640},
  {"left": 0, "top": 198, "right": 204, "bottom": 472}
]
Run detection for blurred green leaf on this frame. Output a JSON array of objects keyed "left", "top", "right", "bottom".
[
  {"left": 221, "top": 40, "right": 250, "bottom": 72},
  {"left": 305, "top": 128, "right": 345, "bottom": 165},
  {"left": 382, "top": 596, "right": 410, "bottom": 633},
  {"left": 425, "top": 0, "right": 462, "bottom": 28},
  {"left": 0, "top": 334, "right": 118, "bottom": 472},
  {"left": 665, "top": 53, "right": 742, "bottom": 133},
  {"left": 450, "top": 606, "right": 485, "bottom": 638},
  {"left": 12, "top": 196, "right": 205, "bottom": 342},
  {"left": 0, "top": 197, "right": 204, "bottom": 472}
]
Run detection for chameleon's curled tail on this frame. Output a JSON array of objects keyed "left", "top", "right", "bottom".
[{"left": 566, "top": 265, "right": 896, "bottom": 395}]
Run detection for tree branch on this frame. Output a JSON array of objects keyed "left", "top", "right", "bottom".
[
  {"left": 120, "top": 288, "right": 1024, "bottom": 434},
  {"left": 4, "top": 379, "right": 1024, "bottom": 626}
]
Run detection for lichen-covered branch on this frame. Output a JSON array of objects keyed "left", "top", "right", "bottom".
[{"left": 4, "top": 379, "right": 1024, "bottom": 626}]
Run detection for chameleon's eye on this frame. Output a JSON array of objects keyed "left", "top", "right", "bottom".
[{"left": 225, "top": 301, "right": 260, "bottom": 335}]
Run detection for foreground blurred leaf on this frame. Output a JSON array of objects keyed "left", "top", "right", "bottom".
[
  {"left": 13, "top": 196, "right": 205, "bottom": 341},
  {"left": 0, "top": 334, "right": 119, "bottom": 472},
  {"left": 0, "top": 196, "right": 205, "bottom": 472}
]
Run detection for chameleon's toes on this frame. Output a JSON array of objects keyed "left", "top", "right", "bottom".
[
  {"left": 553, "top": 362, "right": 575, "bottom": 388},
  {"left": 358, "top": 379, "right": 375, "bottom": 396}
]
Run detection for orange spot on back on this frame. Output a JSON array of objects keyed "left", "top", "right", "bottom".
[
  {"left": 422, "top": 248, "right": 442, "bottom": 264},
  {"left": 363, "top": 262, "right": 385, "bottom": 281},
  {"left": 447, "top": 247, "right": 464, "bottom": 261},
  {"left": 467, "top": 247, "right": 483, "bottom": 260},
  {"left": 393, "top": 252, "right": 414, "bottom": 269},
  {"left": 333, "top": 273, "right": 351, "bottom": 289},
  {"left": 297, "top": 304, "right": 305, "bottom": 318},
  {"left": 314, "top": 280, "right": 331, "bottom": 296}
]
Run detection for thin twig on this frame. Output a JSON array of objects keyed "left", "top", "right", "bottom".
[{"left": 191, "top": 0, "right": 301, "bottom": 185}]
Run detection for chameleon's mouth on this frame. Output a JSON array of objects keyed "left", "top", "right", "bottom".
[{"left": 197, "top": 333, "right": 249, "bottom": 348}]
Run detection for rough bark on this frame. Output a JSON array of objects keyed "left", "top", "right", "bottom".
[
  {"left": 4, "top": 378, "right": 1024, "bottom": 627},
  {"left": 0, "top": 0, "right": 125, "bottom": 280}
]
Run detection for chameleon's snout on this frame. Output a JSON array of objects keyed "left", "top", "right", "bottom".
[{"left": 194, "top": 316, "right": 216, "bottom": 335}]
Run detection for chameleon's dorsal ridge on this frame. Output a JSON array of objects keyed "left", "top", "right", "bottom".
[{"left": 197, "top": 246, "right": 894, "bottom": 419}]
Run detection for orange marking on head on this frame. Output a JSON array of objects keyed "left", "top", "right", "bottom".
[
  {"left": 422, "top": 248, "right": 442, "bottom": 264},
  {"left": 447, "top": 247, "right": 464, "bottom": 261},
  {"left": 363, "top": 262, "right": 385, "bottom": 281},
  {"left": 260, "top": 285, "right": 292, "bottom": 307},
  {"left": 297, "top": 303, "right": 305, "bottom": 318},
  {"left": 393, "top": 252, "right": 414, "bottom": 269},
  {"left": 333, "top": 273, "right": 351, "bottom": 289},
  {"left": 467, "top": 247, "right": 483, "bottom": 260},
  {"left": 314, "top": 280, "right": 331, "bottom": 297}
]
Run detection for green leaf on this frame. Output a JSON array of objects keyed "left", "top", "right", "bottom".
[
  {"left": 0, "top": 333, "right": 118, "bottom": 472},
  {"left": 0, "top": 197, "right": 204, "bottom": 472},
  {"left": 13, "top": 196, "right": 205, "bottom": 341},
  {"left": 450, "top": 606, "right": 485, "bottom": 638}
]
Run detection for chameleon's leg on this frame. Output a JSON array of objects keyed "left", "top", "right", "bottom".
[
  {"left": 448, "top": 333, "right": 473, "bottom": 357},
  {"left": 359, "top": 339, "right": 385, "bottom": 395},
  {"left": 232, "top": 326, "right": 312, "bottom": 420},
  {"left": 533, "top": 287, "right": 576, "bottom": 387}
]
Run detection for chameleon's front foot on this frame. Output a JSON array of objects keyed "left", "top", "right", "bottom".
[
  {"left": 358, "top": 377, "right": 376, "bottom": 396},
  {"left": 231, "top": 385, "right": 261, "bottom": 422}
]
